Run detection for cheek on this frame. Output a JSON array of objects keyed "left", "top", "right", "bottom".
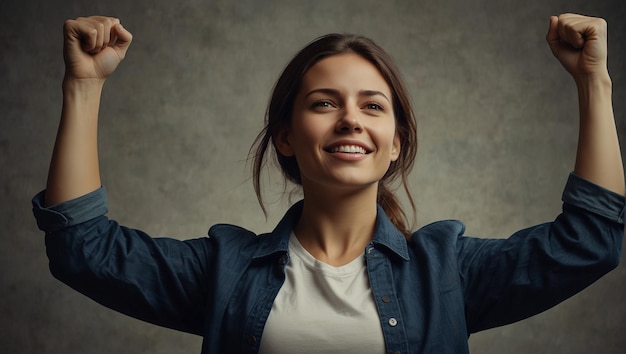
[
  {"left": 292, "top": 118, "right": 330, "bottom": 147},
  {"left": 381, "top": 128, "right": 401, "bottom": 161},
  {"left": 379, "top": 124, "right": 398, "bottom": 150}
]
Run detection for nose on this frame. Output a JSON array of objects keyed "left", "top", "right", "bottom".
[{"left": 335, "top": 108, "right": 362, "bottom": 133}]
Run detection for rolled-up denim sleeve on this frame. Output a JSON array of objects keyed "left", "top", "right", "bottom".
[
  {"left": 562, "top": 173, "right": 625, "bottom": 223},
  {"left": 32, "top": 187, "right": 108, "bottom": 232},
  {"left": 31, "top": 187, "right": 212, "bottom": 336},
  {"left": 460, "top": 173, "right": 625, "bottom": 333}
]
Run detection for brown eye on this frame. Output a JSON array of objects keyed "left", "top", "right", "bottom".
[
  {"left": 364, "top": 102, "right": 384, "bottom": 111},
  {"left": 311, "top": 100, "right": 334, "bottom": 109}
]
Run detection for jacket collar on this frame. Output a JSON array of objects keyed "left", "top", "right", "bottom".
[{"left": 252, "top": 200, "right": 410, "bottom": 261}]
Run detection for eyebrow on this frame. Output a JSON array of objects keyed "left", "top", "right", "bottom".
[{"left": 304, "top": 88, "right": 391, "bottom": 103}]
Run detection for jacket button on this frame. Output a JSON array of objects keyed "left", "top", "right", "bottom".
[
  {"left": 388, "top": 318, "right": 398, "bottom": 327},
  {"left": 382, "top": 296, "right": 391, "bottom": 303},
  {"left": 247, "top": 336, "right": 257, "bottom": 345},
  {"left": 278, "top": 254, "right": 287, "bottom": 264}
]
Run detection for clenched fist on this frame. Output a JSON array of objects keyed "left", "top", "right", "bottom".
[
  {"left": 63, "top": 16, "right": 133, "bottom": 81},
  {"left": 546, "top": 14, "right": 608, "bottom": 79}
]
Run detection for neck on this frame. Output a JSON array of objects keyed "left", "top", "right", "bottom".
[{"left": 294, "top": 183, "right": 378, "bottom": 266}]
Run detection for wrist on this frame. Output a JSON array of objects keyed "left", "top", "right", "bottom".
[
  {"left": 574, "top": 71, "right": 612, "bottom": 91},
  {"left": 61, "top": 77, "right": 105, "bottom": 119},
  {"left": 62, "top": 76, "right": 106, "bottom": 93}
]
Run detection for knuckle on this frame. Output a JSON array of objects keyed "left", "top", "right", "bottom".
[{"left": 63, "top": 19, "right": 74, "bottom": 30}]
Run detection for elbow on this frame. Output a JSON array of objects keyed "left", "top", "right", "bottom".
[
  {"left": 603, "top": 247, "right": 621, "bottom": 272},
  {"left": 44, "top": 229, "right": 96, "bottom": 288},
  {"left": 46, "top": 237, "right": 86, "bottom": 286},
  {"left": 590, "top": 235, "right": 622, "bottom": 277}
]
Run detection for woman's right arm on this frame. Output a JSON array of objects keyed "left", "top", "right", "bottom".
[
  {"left": 45, "top": 16, "right": 132, "bottom": 206},
  {"left": 37, "top": 18, "right": 220, "bottom": 335}
]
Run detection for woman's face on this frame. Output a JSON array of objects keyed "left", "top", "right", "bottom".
[{"left": 277, "top": 53, "right": 400, "bottom": 194}]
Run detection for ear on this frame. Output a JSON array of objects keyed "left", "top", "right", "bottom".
[
  {"left": 390, "top": 134, "right": 401, "bottom": 162},
  {"left": 275, "top": 127, "right": 295, "bottom": 157}
]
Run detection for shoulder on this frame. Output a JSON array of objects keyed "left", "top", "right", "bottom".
[
  {"left": 208, "top": 223, "right": 257, "bottom": 238},
  {"left": 200, "top": 224, "right": 265, "bottom": 266},
  {"left": 407, "top": 220, "right": 469, "bottom": 261},
  {"left": 206, "top": 223, "right": 287, "bottom": 250},
  {"left": 207, "top": 223, "right": 260, "bottom": 247},
  {"left": 411, "top": 219, "right": 466, "bottom": 241}
]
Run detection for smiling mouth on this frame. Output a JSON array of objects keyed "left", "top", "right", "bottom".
[{"left": 326, "top": 145, "right": 370, "bottom": 154}]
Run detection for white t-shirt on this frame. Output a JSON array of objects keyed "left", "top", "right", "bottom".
[{"left": 259, "top": 233, "right": 386, "bottom": 354}]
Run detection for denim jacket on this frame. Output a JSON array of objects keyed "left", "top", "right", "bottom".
[{"left": 32, "top": 173, "right": 625, "bottom": 353}]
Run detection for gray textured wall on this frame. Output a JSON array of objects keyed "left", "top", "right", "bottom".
[{"left": 1, "top": 0, "right": 624, "bottom": 353}]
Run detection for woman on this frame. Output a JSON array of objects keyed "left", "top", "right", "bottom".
[{"left": 33, "top": 14, "right": 624, "bottom": 353}]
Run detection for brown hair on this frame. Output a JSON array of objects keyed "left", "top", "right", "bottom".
[{"left": 250, "top": 33, "right": 418, "bottom": 238}]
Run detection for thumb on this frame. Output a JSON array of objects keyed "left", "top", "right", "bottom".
[
  {"left": 545, "top": 16, "right": 561, "bottom": 56},
  {"left": 111, "top": 23, "right": 133, "bottom": 60}
]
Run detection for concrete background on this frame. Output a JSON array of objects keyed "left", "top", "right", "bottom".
[{"left": 1, "top": 0, "right": 624, "bottom": 353}]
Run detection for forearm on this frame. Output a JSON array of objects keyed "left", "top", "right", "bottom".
[
  {"left": 573, "top": 73, "right": 625, "bottom": 195},
  {"left": 45, "top": 78, "right": 104, "bottom": 206}
]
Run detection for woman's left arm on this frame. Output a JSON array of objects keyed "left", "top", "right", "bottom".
[{"left": 547, "top": 14, "right": 624, "bottom": 195}]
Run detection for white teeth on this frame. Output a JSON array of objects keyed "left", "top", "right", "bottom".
[{"left": 331, "top": 145, "right": 367, "bottom": 154}]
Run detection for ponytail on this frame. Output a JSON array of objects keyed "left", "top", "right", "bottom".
[{"left": 377, "top": 178, "right": 415, "bottom": 239}]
